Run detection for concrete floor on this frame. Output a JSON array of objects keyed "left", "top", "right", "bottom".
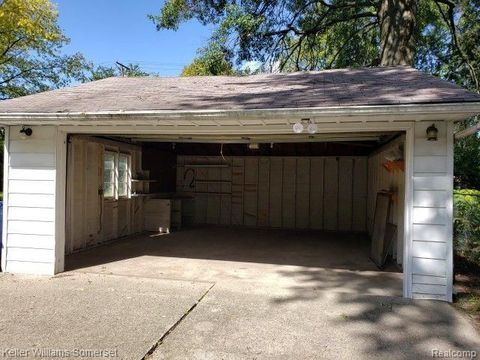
[{"left": 1, "top": 227, "right": 479, "bottom": 359}]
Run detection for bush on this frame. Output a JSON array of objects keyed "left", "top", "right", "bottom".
[{"left": 454, "top": 189, "right": 480, "bottom": 264}]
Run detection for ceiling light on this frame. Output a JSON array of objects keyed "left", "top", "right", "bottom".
[
  {"left": 307, "top": 122, "right": 318, "bottom": 134},
  {"left": 293, "top": 122, "right": 304, "bottom": 133},
  {"left": 248, "top": 143, "right": 259, "bottom": 150}
]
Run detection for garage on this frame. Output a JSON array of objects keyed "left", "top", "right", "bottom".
[
  {"left": 63, "top": 133, "right": 405, "bottom": 286},
  {"left": 1, "top": 67, "right": 480, "bottom": 302}
]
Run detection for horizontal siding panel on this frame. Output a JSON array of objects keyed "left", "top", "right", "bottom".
[
  {"left": 414, "top": 176, "right": 451, "bottom": 190},
  {"left": 5, "top": 260, "right": 54, "bottom": 275},
  {"left": 8, "top": 220, "right": 55, "bottom": 236},
  {"left": 6, "top": 248, "right": 55, "bottom": 263},
  {"left": 413, "top": 190, "right": 447, "bottom": 208},
  {"left": 412, "top": 257, "right": 447, "bottom": 276},
  {"left": 9, "top": 168, "right": 56, "bottom": 181},
  {"left": 9, "top": 153, "right": 55, "bottom": 168},
  {"left": 414, "top": 122, "right": 446, "bottom": 138},
  {"left": 412, "top": 207, "right": 447, "bottom": 225},
  {"left": 412, "top": 284, "right": 446, "bottom": 295},
  {"left": 412, "top": 241, "right": 447, "bottom": 259},
  {"left": 8, "top": 207, "right": 55, "bottom": 222},
  {"left": 9, "top": 140, "right": 56, "bottom": 154},
  {"left": 414, "top": 138, "right": 447, "bottom": 156},
  {"left": 7, "top": 234, "right": 55, "bottom": 249},
  {"left": 10, "top": 125, "right": 56, "bottom": 141},
  {"left": 414, "top": 156, "right": 447, "bottom": 173},
  {"left": 412, "top": 224, "right": 448, "bottom": 242},
  {"left": 8, "top": 194, "right": 55, "bottom": 208},
  {"left": 9, "top": 180, "right": 55, "bottom": 194},
  {"left": 412, "top": 293, "right": 447, "bottom": 301},
  {"left": 413, "top": 274, "right": 447, "bottom": 286}
]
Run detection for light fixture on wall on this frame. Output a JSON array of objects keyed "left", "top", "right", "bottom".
[
  {"left": 293, "top": 118, "right": 317, "bottom": 134},
  {"left": 426, "top": 124, "right": 438, "bottom": 141},
  {"left": 19, "top": 126, "right": 32, "bottom": 139}
]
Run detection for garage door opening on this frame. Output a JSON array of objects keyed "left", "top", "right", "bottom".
[{"left": 64, "top": 132, "right": 406, "bottom": 295}]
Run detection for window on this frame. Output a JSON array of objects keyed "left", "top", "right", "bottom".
[
  {"left": 103, "top": 152, "right": 116, "bottom": 198},
  {"left": 118, "top": 154, "right": 130, "bottom": 198},
  {"left": 103, "top": 151, "right": 131, "bottom": 199}
]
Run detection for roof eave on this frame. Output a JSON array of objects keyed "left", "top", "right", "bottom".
[{"left": 0, "top": 102, "right": 479, "bottom": 125}]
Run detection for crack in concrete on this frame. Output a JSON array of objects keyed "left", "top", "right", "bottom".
[{"left": 142, "top": 283, "right": 216, "bottom": 359}]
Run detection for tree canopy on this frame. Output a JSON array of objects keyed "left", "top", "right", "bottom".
[
  {"left": 152, "top": 0, "right": 480, "bottom": 91},
  {"left": 0, "top": 0, "right": 87, "bottom": 99}
]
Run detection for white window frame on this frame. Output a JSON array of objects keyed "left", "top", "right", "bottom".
[
  {"left": 117, "top": 153, "right": 131, "bottom": 199},
  {"left": 103, "top": 150, "right": 131, "bottom": 200}
]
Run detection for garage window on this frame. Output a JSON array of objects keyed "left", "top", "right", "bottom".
[
  {"left": 118, "top": 153, "right": 130, "bottom": 198},
  {"left": 103, "top": 151, "right": 116, "bottom": 198}
]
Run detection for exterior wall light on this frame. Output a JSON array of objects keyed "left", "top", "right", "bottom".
[
  {"left": 426, "top": 124, "right": 438, "bottom": 141},
  {"left": 19, "top": 126, "right": 33, "bottom": 139}
]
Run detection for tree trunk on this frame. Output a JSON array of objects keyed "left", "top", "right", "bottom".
[{"left": 379, "top": 0, "right": 417, "bottom": 66}]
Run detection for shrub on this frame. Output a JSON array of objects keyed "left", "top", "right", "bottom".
[{"left": 454, "top": 189, "right": 480, "bottom": 264}]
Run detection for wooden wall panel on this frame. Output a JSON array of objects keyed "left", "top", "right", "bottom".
[
  {"left": 338, "top": 158, "right": 353, "bottom": 231},
  {"left": 282, "top": 158, "right": 296, "bottom": 228},
  {"left": 295, "top": 158, "right": 310, "bottom": 229},
  {"left": 176, "top": 155, "right": 368, "bottom": 232},
  {"left": 257, "top": 157, "right": 270, "bottom": 226},
  {"left": 323, "top": 158, "right": 339, "bottom": 231},
  {"left": 309, "top": 158, "right": 324, "bottom": 229},
  {"left": 269, "top": 158, "right": 283, "bottom": 228}
]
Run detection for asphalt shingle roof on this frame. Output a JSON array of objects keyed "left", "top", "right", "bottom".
[{"left": 0, "top": 66, "right": 479, "bottom": 114}]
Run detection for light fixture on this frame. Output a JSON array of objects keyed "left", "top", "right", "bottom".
[
  {"left": 307, "top": 122, "right": 318, "bottom": 134},
  {"left": 292, "top": 122, "right": 304, "bottom": 134},
  {"left": 248, "top": 143, "right": 259, "bottom": 150},
  {"left": 426, "top": 124, "right": 438, "bottom": 141},
  {"left": 19, "top": 126, "right": 32, "bottom": 139},
  {"left": 292, "top": 118, "right": 317, "bottom": 134}
]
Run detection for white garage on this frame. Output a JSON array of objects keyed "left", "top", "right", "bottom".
[{"left": 1, "top": 66, "right": 479, "bottom": 302}]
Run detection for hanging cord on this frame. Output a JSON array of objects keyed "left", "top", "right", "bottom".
[{"left": 220, "top": 143, "right": 226, "bottom": 162}]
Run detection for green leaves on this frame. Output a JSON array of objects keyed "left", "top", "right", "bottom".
[{"left": 0, "top": 0, "right": 88, "bottom": 99}]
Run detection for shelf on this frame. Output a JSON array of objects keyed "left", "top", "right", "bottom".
[
  {"left": 179, "top": 164, "right": 230, "bottom": 168},
  {"left": 195, "top": 180, "right": 232, "bottom": 184}
]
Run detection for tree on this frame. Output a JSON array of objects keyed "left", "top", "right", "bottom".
[
  {"left": 181, "top": 43, "right": 234, "bottom": 76},
  {"left": 86, "top": 62, "right": 151, "bottom": 81},
  {"left": 151, "top": 0, "right": 479, "bottom": 92},
  {"left": 0, "top": 0, "right": 87, "bottom": 99}
]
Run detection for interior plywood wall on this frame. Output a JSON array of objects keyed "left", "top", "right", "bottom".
[
  {"left": 176, "top": 156, "right": 368, "bottom": 231},
  {"left": 65, "top": 136, "right": 143, "bottom": 255},
  {"left": 367, "top": 136, "right": 405, "bottom": 265}
]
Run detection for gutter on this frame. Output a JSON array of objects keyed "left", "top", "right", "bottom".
[
  {"left": 0, "top": 102, "right": 479, "bottom": 126},
  {"left": 455, "top": 122, "right": 480, "bottom": 140}
]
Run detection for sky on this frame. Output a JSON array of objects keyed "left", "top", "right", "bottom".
[{"left": 53, "top": 0, "right": 214, "bottom": 76}]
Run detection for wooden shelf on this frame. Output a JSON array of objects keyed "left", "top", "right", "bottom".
[
  {"left": 179, "top": 164, "right": 230, "bottom": 168},
  {"left": 195, "top": 180, "right": 232, "bottom": 184}
]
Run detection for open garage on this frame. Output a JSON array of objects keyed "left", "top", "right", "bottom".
[{"left": 1, "top": 67, "right": 480, "bottom": 303}]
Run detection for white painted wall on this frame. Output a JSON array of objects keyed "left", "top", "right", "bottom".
[
  {"left": 408, "top": 121, "right": 453, "bottom": 301},
  {"left": 2, "top": 126, "right": 62, "bottom": 275}
]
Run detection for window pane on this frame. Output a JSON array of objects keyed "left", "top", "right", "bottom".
[
  {"left": 118, "top": 154, "right": 129, "bottom": 197},
  {"left": 104, "top": 152, "right": 115, "bottom": 198}
]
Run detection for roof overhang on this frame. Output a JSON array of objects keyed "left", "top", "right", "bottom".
[{"left": 0, "top": 102, "right": 479, "bottom": 126}]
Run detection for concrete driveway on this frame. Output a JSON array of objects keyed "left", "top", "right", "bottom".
[{"left": 1, "top": 227, "right": 479, "bottom": 359}]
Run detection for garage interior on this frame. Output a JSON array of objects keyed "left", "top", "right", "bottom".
[{"left": 64, "top": 131, "right": 406, "bottom": 287}]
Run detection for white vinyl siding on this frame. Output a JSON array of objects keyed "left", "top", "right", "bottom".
[
  {"left": 3, "top": 126, "right": 59, "bottom": 275},
  {"left": 409, "top": 121, "right": 453, "bottom": 301}
]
